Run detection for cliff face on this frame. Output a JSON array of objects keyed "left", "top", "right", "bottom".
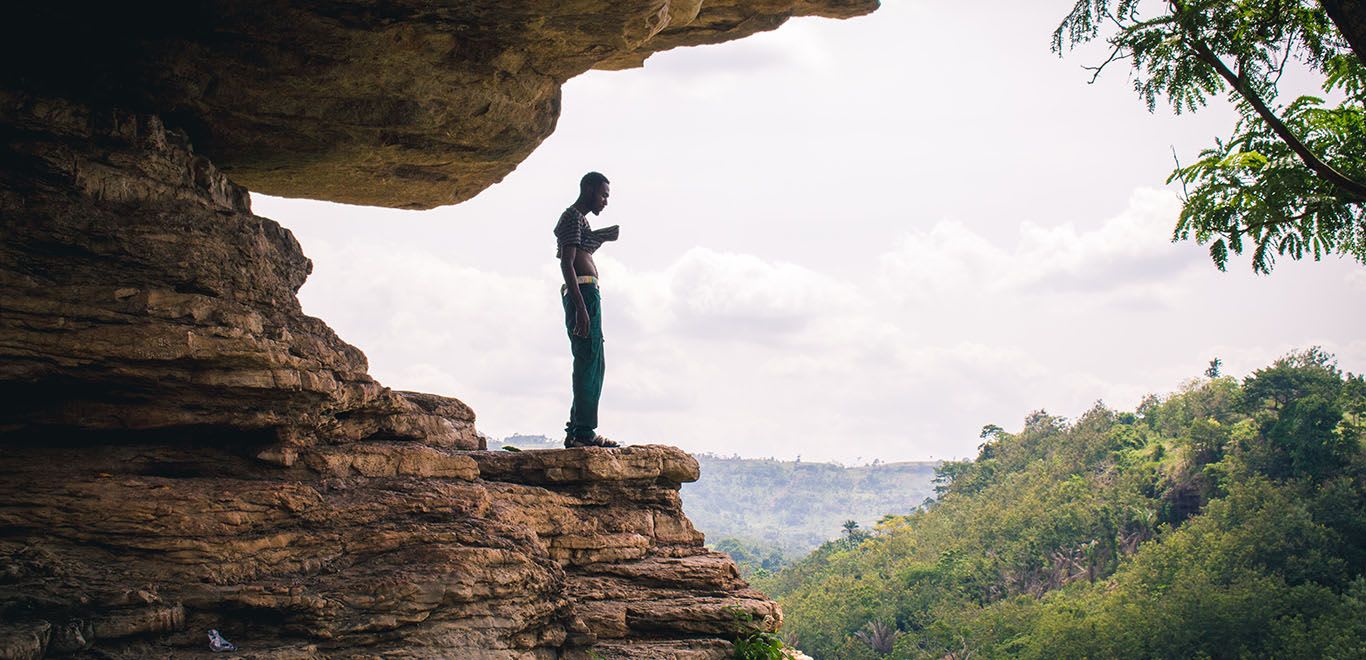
[
  {"left": 0, "top": 1, "right": 876, "bottom": 656},
  {"left": 0, "top": 94, "right": 477, "bottom": 451},
  {"left": 0, "top": 94, "right": 775, "bottom": 658}
]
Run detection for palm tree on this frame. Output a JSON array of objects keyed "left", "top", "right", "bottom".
[{"left": 854, "top": 620, "right": 899, "bottom": 655}]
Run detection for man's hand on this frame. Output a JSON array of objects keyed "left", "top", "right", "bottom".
[
  {"left": 561, "top": 245, "right": 591, "bottom": 338},
  {"left": 594, "top": 224, "right": 620, "bottom": 242},
  {"left": 573, "top": 305, "right": 590, "bottom": 338}
]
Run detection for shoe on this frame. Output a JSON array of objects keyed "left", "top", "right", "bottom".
[{"left": 564, "top": 434, "right": 620, "bottom": 448}]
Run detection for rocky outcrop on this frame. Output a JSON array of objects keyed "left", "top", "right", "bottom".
[
  {"left": 0, "top": 93, "right": 478, "bottom": 451},
  {"left": 472, "top": 449, "right": 779, "bottom": 659},
  {"left": 0, "top": 1, "right": 879, "bottom": 656},
  {"left": 0, "top": 94, "right": 776, "bottom": 657},
  {"left": 1, "top": 441, "right": 767, "bottom": 658},
  {"left": 0, "top": 0, "right": 878, "bottom": 209}
]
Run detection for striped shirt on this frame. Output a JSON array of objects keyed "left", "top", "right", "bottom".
[{"left": 554, "top": 206, "right": 618, "bottom": 258}]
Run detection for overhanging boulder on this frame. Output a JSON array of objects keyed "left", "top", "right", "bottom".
[{"left": 1, "top": 1, "right": 878, "bottom": 209}]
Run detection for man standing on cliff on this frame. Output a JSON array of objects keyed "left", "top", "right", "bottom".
[{"left": 555, "top": 171, "right": 620, "bottom": 448}]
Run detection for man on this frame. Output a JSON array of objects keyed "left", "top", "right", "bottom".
[{"left": 555, "top": 171, "right": 620, "bottom": 448}]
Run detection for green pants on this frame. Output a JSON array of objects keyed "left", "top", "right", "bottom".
[{"left": 563, "top": 284, "right": 604, "bottom": 440}]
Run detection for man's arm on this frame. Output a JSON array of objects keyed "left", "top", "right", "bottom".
[
  {"left": 592, "top": 224, "right": 620, "bottom": 243},
  {"left": 560, "top": 246, "right": 589, "bottom": 338}
]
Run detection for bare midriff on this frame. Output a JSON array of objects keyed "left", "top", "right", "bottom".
[{"left": 573, "top": 251, "right": 598, "bottom": 278}]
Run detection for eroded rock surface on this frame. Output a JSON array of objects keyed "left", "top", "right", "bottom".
[
  {"left": 0, "top": 442, "right": 767, "bottom": 658},
  {"left": 0, "top": 93, "right": 478, "bottom": 451},
  {"left": 1, "top": 0, "right": 878, "bottom": 208},
  {"left": 0, "top": 1, "right": 879, "bottom": 656},
  {"left": 0, "top": 87, "right": 774, "bottom": 660},
  {"left": 473, "top": 448, "right": 779, "bottom": 659}
]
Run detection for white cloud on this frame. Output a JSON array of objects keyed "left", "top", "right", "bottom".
[
  {"left": 248, "top": 1, "right": 1364, "bottom": 463},
  {"left": 1348, "top": 269, "right": 1366, "bottom": 293},
  {"left": 877, "top": 219, "right": 1008, "bottom": 299},
  {"left": 257, "top": 169, "right": 1364, "bottom": 465},
  {"left": 589, "top": 248, "right": 864, "bottom": 347},
  {"left": 639, "top": 14, "right": 837, "bottom": 79},
  {"left": 879, "top": 188, "right": 1199, "bottom": 301}
]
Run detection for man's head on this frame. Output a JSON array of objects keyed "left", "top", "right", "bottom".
[{"left": 577, "top": 171, "right": 610, "bottom": 215}]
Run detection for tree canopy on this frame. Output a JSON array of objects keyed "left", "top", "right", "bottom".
[
  {"left": 756, "top": 349, "right": 1365, "bottom": 658},
  {"left": 1055, "top": 0, "right": 1366, "bottom": 273}
]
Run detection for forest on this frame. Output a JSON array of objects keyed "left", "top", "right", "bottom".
[
  {"left": 753, "top": 350, "right": 1364, "bottom": 659},
  {"left": 681, "top": 455, "right": 937, "bottom": 571}
]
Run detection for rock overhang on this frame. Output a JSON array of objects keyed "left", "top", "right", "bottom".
[{"left": 1, "top": 0, "right": 879, "bottom": 209}]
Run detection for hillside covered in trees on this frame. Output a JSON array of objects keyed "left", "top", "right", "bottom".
[
  {"left": 680, "top": 456, "right": 937, "bottom": 568},
  {"left": 755, "top": 350, "right": 1364, "bottom": 659}
]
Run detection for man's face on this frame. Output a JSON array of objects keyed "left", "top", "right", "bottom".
[{"left": 590, "top": 182, "right": 609, "bottom": 215}]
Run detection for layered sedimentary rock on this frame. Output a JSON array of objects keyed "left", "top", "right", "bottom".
[
  {"left": 0, "top": 93, "right": 477, "bottom": 451},
  {"left": 0, "top": 1, "right": 878, "bottom": 656},
  {"left": 0, "top": 96, "right": 774, "bottom": 657},
  {"left": 472, "top": 450, "right": 779, "bottom": 659},
  {"left": 1, "top": 441, "right": 768, "bottom": 657},
  {"left": 1, "top": 0, "right": 878, "bottom": 209}
]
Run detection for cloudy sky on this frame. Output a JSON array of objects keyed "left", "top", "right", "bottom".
[{"left": 253, "top": 0, "right": 1365, "bottom": 464}]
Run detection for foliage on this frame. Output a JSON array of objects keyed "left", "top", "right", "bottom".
[
  {"left": 854, "top": 620, "right": 900, "bottom": 655},
  {"left": 1206, "top": 357, "right": 1223, "bottom": 378},
  {"left": 732, "top": 630, "right": 787, "bottom": 660},
  {"left": 842, "top": 520, "right": 873, "bottom": 544},
  {"left": 761, "top": 349, "right": 1365, "bottom": 658},
  {"left": 714, "top": 537, "right": 790, "bottom": 578},
  {"left": 727, "top": 606, "right": 787, "bottom": 660},
  {"left": 1055, "top": 0, "right": 1366, "bottom": 272}
]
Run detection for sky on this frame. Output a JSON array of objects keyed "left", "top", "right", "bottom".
[{"left": 252, "top": 0, "right": 1365, "bottom": 464}]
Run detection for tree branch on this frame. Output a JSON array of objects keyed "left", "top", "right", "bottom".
[
  {"left": 1085, "top": 43, "right": 1131, "bottom": 83},
  {"left": 1241, "top": 212, "right": 1309, "bottom": 234},
  {"left": 1171, "top": 1, "right": 1366, "bottom": 201},
  {"left": 1270, "top": 28, "right": 1296, "bottom": 88},
  {"left": 1170, "top": 146, "right": 1192, "bottom": 200},
  {"left": 1320, "top": 0, "right": 1366, "bottom": 65}
]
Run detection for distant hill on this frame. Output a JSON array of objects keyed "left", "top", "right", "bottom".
[
  {"left": 488, "top": 437, "right": 940, "bottom": 568},
  {"left": 488, "top": 434, "right": 562, "bottom": 450},
  {"left": 680, "top": 455, "right": 938, "bottom": 560}
]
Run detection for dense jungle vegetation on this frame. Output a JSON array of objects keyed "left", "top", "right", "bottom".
[
  {"left": 681, "top": 456, "right": 937, "bottom": 572},
  {"left": 754, "top": 350, "right": 1364, "bottom": 659}
]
